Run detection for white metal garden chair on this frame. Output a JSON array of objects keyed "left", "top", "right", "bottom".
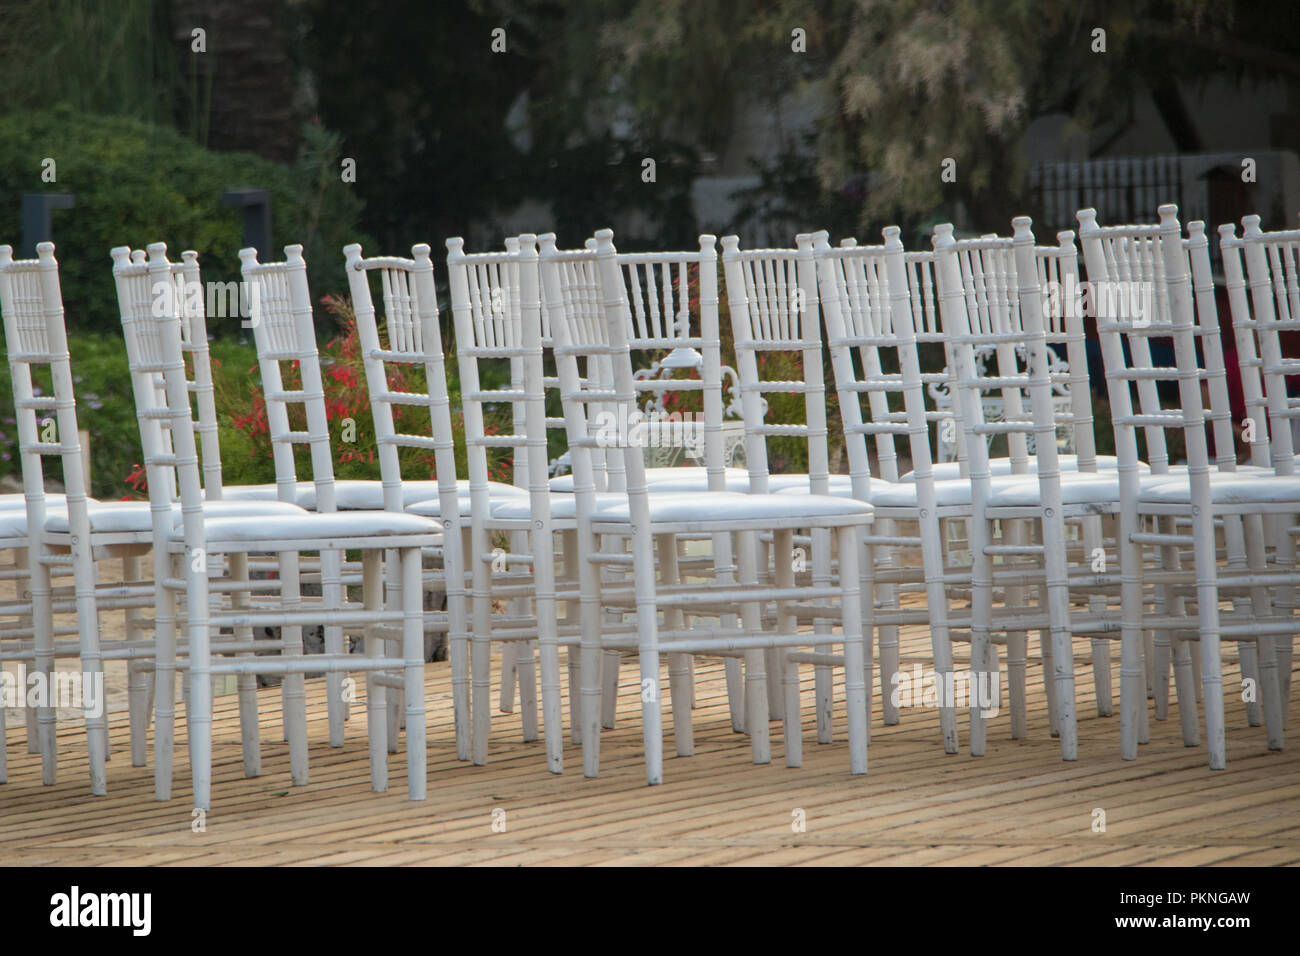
[
  {"left": 813, "top": 225, "right": 1126, "bottom": 751},
  {"left": 120, "top": 242, "right": 441, "bottom": 808},
  {"left": 919, "top": 225, "right": 1145, "bottom": 723},
  {"left": 240, "top": 243, "right": 402, "bottom": 749},
  {"left": 1079, "top": 207, "right": 1272, "bottom": 742},
  {"left": 0, "top": 242, "right": 118, "bottom": 793},
  {"left": 429, "top": 234, "right": 600, "bottom": 771},
  {"left": 545, "top": 235, "right": 748, "bottom": 732},
  {"left": 813, "top": 227, "right": 964, "bottom": 752},
  {"left": 1219, "top": 214, "right": 1300, "bottom": 717},
  {"left": 1, "top": 242, "right": 283, "bottom": 793},
  {"left": 1080, "top": 205, "right": 1298, "bottom": 767},
  {"left": 541, "top": 228, "right": 875, "bottom": 783},
  {"left": 344, "top": 239, "right": 515, "bottom": 765},
  {"left": 929, "top": 219, "right": 1113, "bottom": 759}
]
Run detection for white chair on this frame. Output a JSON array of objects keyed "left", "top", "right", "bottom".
[
  {"left": 343, "top": 240, "right": 491, "bottom": 764},
  {"left": 541, "top": 229, "right": 876, "bottom": 783},
  {"left": 119, "top": 242, "right": 441, "bottom": 808},
  {"left": 240, "top": 244, "right": 377, "bottom": 749},
  {"left": 0, "top": 243, "right": 114, "bottom": 793},
  {"left": 814, "top": 227, "right": 962, "bottom": 752},
  {"left": 734, "top": 229, "right": 1045, "bottom": 748},
  {"left": 113, "top": 245, "right": 323, "bottom": 788},
  {"left": 816, "top": 225, "right": 1123, "bottom": 752},
  {"left": 1220, "top": 214, "right": 1300, "bottom": 716},
  {"left": 1081, "top": 205, "right": 1296, "bottom": 767},
  {"left": 0, "top": 242, "right": 299, "bottom": 794},
  {"left": 931, "top": 219, "right": 1112, "bottom": 759},
  {"left": 433, "top": 234, "right": 586, "bottom": 770},
  {"left": 722, "top": 232, "right": 874, "bottom": 740}
]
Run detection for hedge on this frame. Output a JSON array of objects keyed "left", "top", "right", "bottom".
[{"left": 0, "top": 107, "right": 369, "bottom": 333}]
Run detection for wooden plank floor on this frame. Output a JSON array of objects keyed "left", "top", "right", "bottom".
[{"left": 3, "top": 625, "right": 1298, "bottom": 866}]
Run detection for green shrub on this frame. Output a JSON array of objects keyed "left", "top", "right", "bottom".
[
  {"left": 1, "top": 333, "right": 162, "bottom": 498},
  {"left": 217, "top": 295, "right": 505, "bottom": 491},
  {"left": 0, "top": 108, "right": 369, "bottom": 333}
]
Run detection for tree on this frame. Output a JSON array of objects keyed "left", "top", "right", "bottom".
[{"left": 583, "top": 0, "right": 1299, "bottom": 236}]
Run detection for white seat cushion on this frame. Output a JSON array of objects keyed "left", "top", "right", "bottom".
[
  {"left": 486, "top": 490, "right": 872, "bottom": 524},
  {"left": 44, "top": 499, "right": 309, "bottom": 535},
  {"left": 221, "top": 479, "right": 525, "bottom": 510},
  {"left": 780, "top": 470, "right": 1129, "bottom": 510},
  {"left": 548, "top": 467, "right": 752, "bottom": 493},
  {"left": 176, "top": 509, "right": 441, "bottom": 543},
  {"left": 0, "top": 509, "right": 30, "bottom": 539},
  {"left": 1156, "top": 463, "right": 1273, "bottom": 477},
  {"left": 985, "top": 468, "right": 1255, "bottom": 508},
  {"left": 899, "top": 454, "right": 1132, "bottom": 482},
  {"left": 332, "top": 479, "right": 525, "bottom": 510},
  {"left": 1139, "top": 472, "right": 1300, "bottom": 506},
  {"left": 0, "top": 493, "right": 70, "bottom": 511},
  {"left": 216, "top": 482, "right": 298, "bottom": 503},
  {"left": 779, "top": 476, "right": 975, "bottom": 508},
  {"left": 402, "top": 483, "right": 534, "bottom": 518},
  {"left": 647, "top": 472, "right": 858, "bottom": 494}
]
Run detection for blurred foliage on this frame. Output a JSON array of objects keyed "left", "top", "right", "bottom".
[
  {"left": 0, "top": 0, "right": 178, "bottom": 127},
  {"left": 215, "top": 295, "right": 509, "bottom": 491},
  {"left": 303, "top": 0, "right": 703, "bottom": 252},
  {"left": 0, "top": 333, "right": 257, "bottom": 498},
  {"left": 0, "top": 109, "right": 369, "bottom": 332},
  {"left": 578, "top": 0, "right": 1295, "bottom": 237}
]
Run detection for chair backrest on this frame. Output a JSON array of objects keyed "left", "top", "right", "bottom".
[
  {"left": 239, "top": 245, "right": 339, "bottom": 510},
  {"left": 171, "top": 249, "right": 226, "bottom": 499},
  {"left": 923, "top": 229, "right": 1093, "bottom": 469},
  {"left": 616, "top": 239, "right": 724, "bottom": 481},
  {"left": 721, "top": 233, "right": 827, "bottom": 492},
  {"left": 444, "top": 235, "right": 550, "bottom": 513},
  {"left": 1078, "top": 204, "right": 1225, "bottom": 486},
  {"left": 814, "top": 228, "right": 935, "bottom": 492},
  {"left": 1036, "top": 229, "right": 1099, "bottom": 471},
  {"left": 1220, "top": 215, "right": 1300, "bottom": 474},
  {"left": 113, "top": 243, "right": 208, "bottom": 546},
  {"left": 858, "top": 229, "right": 1087, "bottom": 473},
  {"left": 536, "top": 235, "right": 726, "bottom": 487},
  {"left": 931, "top": 220, "right": 1063, "bottom": 488},
  {"left": 1078, "top": 205, "right": 1237, "bottom": 476},
  {"left": 344, "top": 241, "right": 467, "bottom": 510},
  {"left": 535, "top": 235, "right": 611, "bottom": 485},
  {"left": 111, "top": 246, "right": 229, "bottom": 503},
  {"left": 0, "top": 243, "right": 93, "bottom": 542},
  {"left": 539, "top": 230, "right": 655, "bottom": 515}
]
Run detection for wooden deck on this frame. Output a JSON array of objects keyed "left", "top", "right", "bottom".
[{"left": 3, "top": 625, "right": 1299, "bottom": 866}]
